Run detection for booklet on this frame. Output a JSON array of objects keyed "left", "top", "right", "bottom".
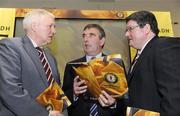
[
  {"left": 72, "top": 54, "right": 128, "bottom": 98},
  {"left": 36, "top": 81, "right": 71, "bottom": 112},
  {"left": 126, "top": 106, "right": 160, "bottom": 116}
]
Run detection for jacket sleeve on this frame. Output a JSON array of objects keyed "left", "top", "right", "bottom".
[
  {"left": 155, "top": 38, "right": 180, "bottom": 115},
  {"left": 62, "top": 63, "right": 76, "bottom": 103}
]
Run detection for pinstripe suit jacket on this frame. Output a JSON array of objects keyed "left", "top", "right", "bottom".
[{"left": 0, "top": 35, "right": 60, "bottom": 116}]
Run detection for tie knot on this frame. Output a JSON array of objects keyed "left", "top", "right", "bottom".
[
  {"left": 36, "top": 47, "right": 43, "bottom": 54},
  {"left": 135, "top": 52, "right": 141, "bottom": 59},
  {"left": 36, "top": 47, "right": 42, "bottom": 51},
  {"left": 91, "top": 57, "right": 96, "bottom": 60}
]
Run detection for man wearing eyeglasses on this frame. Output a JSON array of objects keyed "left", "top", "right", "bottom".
[{"left": 125, "top": 10, "right": 180, "bottom": 115}]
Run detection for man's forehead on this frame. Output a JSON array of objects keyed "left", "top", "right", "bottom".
[
  {"left": 127, "top": 20, "right": 138, "bottom": 26},
  {"left": 83, "top": 28, "right": 99, "bottom": 34}
]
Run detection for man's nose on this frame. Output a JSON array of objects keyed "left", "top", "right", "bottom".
[{"left": 125, "top": 31, "right": 130, "bottom": 38}]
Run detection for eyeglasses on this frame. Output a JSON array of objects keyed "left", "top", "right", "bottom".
[{"left": 125, "top": 25, "right": 139, "bottom": 32}]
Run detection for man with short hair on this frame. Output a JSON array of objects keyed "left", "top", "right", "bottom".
[
  {"left": 125, "top": 10, "right": 180, "bottom": 115},
  {"left": 0, "top": 9, "right": 63, "bottom": 116},
  {"left": 63, "top": 24, "right": 127, "bottom": 116}
]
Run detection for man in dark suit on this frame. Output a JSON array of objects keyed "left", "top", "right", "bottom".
[
  {"left": 0, "top": 9, "right": 63, "bottom": 116},
  {"left": 62, "top": 24, "right": 127, "bottom": 116},
  {"left": 125, "top": 10, "right": 180, "bottom": 115}
]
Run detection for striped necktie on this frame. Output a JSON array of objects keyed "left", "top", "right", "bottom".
[
  {"left": 36, "top": 47, "right": 54, "bottom": 85},
  {"left": 89, "top": 56, "right": 98, "bottom": 116},
  {"left": 90, "top": 103, "right": 98, "bottom": 116},
  {"left": 130, "top": 52, "right": 140, "bottom": 73}
]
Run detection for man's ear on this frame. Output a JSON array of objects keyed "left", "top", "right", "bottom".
[
  {"left": 31, "top": 22, "right": 38, "bottom": 32},
  {"left": 100, "top": 37, "right": 105, "bottom": 47},
  {"left": 143, "top": 24, "right": 151, "bottom": 34}
]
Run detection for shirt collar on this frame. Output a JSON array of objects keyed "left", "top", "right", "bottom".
[
  {"left": 86, "top": 52, "right": 102, "bottom": 62},
  {"left": 28, "top": 37, "right": 38, "bottom": 48},
  {"left": 139, "top": 38, "right": 152, "bottom": 54}
]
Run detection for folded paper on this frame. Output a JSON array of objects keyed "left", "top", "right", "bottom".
[
  {"left": 36, "top": 82, "right": 71, "bottom": 111},
  {"left": 126, "top": 107, "right": 160, "bottom": 116},
  {"left": 73, "top": 54, "right": 128, "bottom": 98}
]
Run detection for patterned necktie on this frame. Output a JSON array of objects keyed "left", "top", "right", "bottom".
[
  {"left": 90, "top": 103, "right": 98, "bottom": 116},
  {"left": 130, "top": 52, "right": 140, "bottom": 73},
  {"left": 36, "top": 47, "right": 54, "bottom": 85},
  {"left": 89, "top": 56, "right": 99, "bottom": 116}
]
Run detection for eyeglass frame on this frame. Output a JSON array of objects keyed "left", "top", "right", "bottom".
[{"left": 125, "top": 25, "right": 140, "bottom": 32}]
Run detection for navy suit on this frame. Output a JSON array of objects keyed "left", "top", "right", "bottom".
[
  {"left": 0, "top": 36, "right": 60, "bottom": 116},
  {"left": 128, "top": 37, "right": 180, "bottom": 116},
  {"left": 62, "top": 55, "right": 127, "bottom": 116}
]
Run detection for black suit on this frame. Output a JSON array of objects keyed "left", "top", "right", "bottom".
[
  {"left": 128, "top": 36, "right": 180, "bottom": 116},
  {"left": 62, "top": 55, "right": 127, "bottom": 116}
]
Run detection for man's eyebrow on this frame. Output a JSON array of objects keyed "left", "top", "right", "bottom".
[{"left": 89, "top": 33, "right": 96, "bottom": 35}]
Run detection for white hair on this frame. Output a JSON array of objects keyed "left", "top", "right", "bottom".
[{"left": 23, "top": 9, "right": 55, "bottom": 32}]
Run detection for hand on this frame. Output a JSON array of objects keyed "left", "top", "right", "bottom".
[
  {"left": 49, "top": 111, "right": 64, "bottom": 116},
  {"left": 98, "top": 91, "right": 116, "bottom": 107},
  {"left": 73, "top": 76, "right": 87, "bottom": 96}
]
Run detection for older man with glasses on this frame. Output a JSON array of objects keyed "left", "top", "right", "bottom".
[{"left": 125, "top": 10, "right": 180, "bottom": 116}]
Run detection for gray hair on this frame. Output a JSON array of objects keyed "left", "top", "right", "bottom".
[{"left": 23, "top": 9, "right": 55, "bottom": 31}]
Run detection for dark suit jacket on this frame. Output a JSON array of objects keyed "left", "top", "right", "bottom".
[
  {"left": 0, "top": 36, "right": 60, "bottom": 116},
  {"left": 128, "top": 36, "right": 180, "bottom": 116},
  {"left": 62, "top": 55, "right": 127, "bottom": 116}
]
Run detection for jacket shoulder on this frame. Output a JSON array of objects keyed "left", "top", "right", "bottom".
[{"left": 68, "top": 56, "right": 86, "bottom": 63}]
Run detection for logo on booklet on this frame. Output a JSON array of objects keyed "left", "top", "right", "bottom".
[{"left": 104, "top": 73, "right": 118, "bottom": 83}]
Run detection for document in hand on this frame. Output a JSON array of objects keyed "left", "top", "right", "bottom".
[
  {"left": 73, "top": 54, "right": 128, "bottom": 98},
  {"left": 36, "top": 81, "right": 71, "bottom": 112}
]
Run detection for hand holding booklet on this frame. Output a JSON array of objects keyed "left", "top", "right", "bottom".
[{"left": 72, "top": 54, "right": 128, "bottom": 98}]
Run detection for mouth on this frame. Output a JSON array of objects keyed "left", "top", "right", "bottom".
[
  {"left": 128, "top": 38, "right": 133, "bottom": 41},
  {"left": 84, "top": 43, "right": 90, "bottom": 47},
  {"left": 49, "top": 35, "right": 54, "bottom": 39}
]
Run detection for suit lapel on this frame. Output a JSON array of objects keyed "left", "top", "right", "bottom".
[
  {"left": 128, "top": 37, "right": 157, "bottom": 84},
  {"left": 22, "top": 36, "right": 49, "bottom": 86},
  {"left": 79, "top": 56, "right": 86, "bottom": 62},
  {"left": 128, "top": 54, "right": 142, "bottom": 84}
]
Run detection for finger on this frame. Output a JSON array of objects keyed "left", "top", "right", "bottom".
[
  {"left": 101, "top": 90, "right": 111, "bottom": 99},
  {"left": 98, "top": 96, "right": 108, "bottom": 107},
  {"left": 75, "top": 85, "right": 87, "bottom": 92},
  {"left": 102, "top": 91, "right": 116, "bottom": 105},
  {"left": 78, "top": 85, "right": 87, "bottom": 90},
  {"left": 74, "top": 84, "right": 87, "bottom": 95},
  {"left": 75, "top": 88, "right": 87, "bottom": 95},
  {"left": 78, "top": 88, "right": 87, "bottom": 94},
  {"left": 74, "top": 76, "right": 86, "bottom": 86},
  {"left": 99, "top": 94, "right": 108, "bottom": 105},
  {"left": 74, "top": 76, "right": 79, "bottom": 83},
  {"left": 76, "top": 80, "right": 86, "bottom": 87}
]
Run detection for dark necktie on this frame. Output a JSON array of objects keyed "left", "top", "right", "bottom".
[
  {"left": 130, "top": 52, "right": 140, "bottom": 73},
  {"left": 91, "top": 56, "right": 96, "bottom": 60},
  {"left": 36, "top": 47, "right": 54, "bottom": 85},
  {"left": 89, "top": 56, "right": 99, "bottom": 116}
]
